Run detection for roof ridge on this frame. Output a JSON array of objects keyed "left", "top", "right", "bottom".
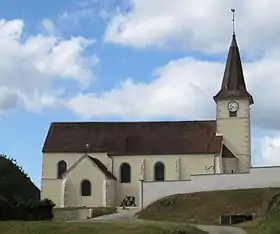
[{"left": 50, "top": 120, "right": 216, "bottom": 124}]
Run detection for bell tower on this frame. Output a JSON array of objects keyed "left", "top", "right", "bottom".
[{"left": 213, "top": 9, "right": 254, "bottom": 173}]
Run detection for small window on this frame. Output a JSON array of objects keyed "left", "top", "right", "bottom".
[
  {"left": 120, "top": 163, "right": 131, "bottom": 183},
  {"left": 154, "top": 161, "right": 165, "bottom": 181},
  {"left": 229, "top": 111, "right": 237, "bottom": 117},
  {"left": 57, "top": 160, "right": 67, "bottom": 179},
  {"left": 81, "top": 179, "right": 91, "bottom": 196}
]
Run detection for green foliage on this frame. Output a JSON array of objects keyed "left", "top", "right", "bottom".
[
  {"left": 0, "top": 196, "right": 13, "bottom": 220},
  {"left": 237, "top": 191, "right": 280, "bottom": 233},
  {"left": 254, "top": 193, "right": 280, "bottom": 234},
  {"left": 0, "top": 153, "right": 40, "bottom": 203},
  {"left": 0, "top": 153, "right": 54, "bottom": 221},
  {"left": 0, "top": 198, "right": 55, "bottom": 221}
]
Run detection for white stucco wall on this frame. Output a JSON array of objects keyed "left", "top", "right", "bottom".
[
  {"left": 113, "top": 154, "right": 215, "bottom": 206},
  {"left": 42, "top": 152, "right": 111, "bottom": 179},
  {"left": 216, "top": 99, "right": 251, "bottom": 172},
  {"left": 41, "top": 179, "right": 62, "bottom": 207},
  {"left": 140, "top": 166, "right": 280, "bottom": 209},
  {"left": 222, "top": 157, "right": 238, "bottom": 173},
  {"left": 65, "top": 156, "right": 106, "bottom": 207},
  {"left": 41, "top": 152, "right": 112, "bottom": 208},
  {"left": 106, "top": 179, "right": 116, "bottom": 207}
]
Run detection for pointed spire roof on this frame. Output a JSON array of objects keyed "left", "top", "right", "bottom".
[{"left": 213, "top": 34, "right": 254, "bottom": 105}]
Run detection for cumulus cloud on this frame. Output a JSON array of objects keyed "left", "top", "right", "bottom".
[
  {"left": 65, "top": 45, "right": 280, "bottom": 132},
  {"left": 259, "top": 136, "right": 280, "bottom": 165},
  {"left": 104, "top": 0, "right": 280, "bottom": 54},
  {"left": 66, "top": 58, "right": 220, "bottom": 120},
  {"left": 0, "top": 18, "right": 98, "bottom": 113},
  {"left": 2, "top": 3, "right": 280, "bottom": 166}
]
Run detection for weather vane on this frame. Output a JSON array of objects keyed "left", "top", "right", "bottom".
[{"left": 231, "top": 8, "right": 236, "bottom": 36}]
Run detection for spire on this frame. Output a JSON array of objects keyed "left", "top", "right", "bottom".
[{"left": 213, "top": 9, "right": 253, "bottom": 105}]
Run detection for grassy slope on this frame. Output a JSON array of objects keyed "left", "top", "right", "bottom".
[
  {"left": 258, "top": 209, "right": 280, "bottom": 233},
  {"left": 0, "top": 221, "right": 206, "bottom": 234},
  {"left": 138, "top": 188, "right": 279, "bottom": 224},
  {"left": 238, "top": 197, "right": 280, "bottom": 233}
]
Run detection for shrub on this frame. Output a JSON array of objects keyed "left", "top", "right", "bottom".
[
  {"left": 0, "top": 198, "right": 55, "bottom": 221},
  {"left": 0, "top": 196, "right": 13, "bottom": 220}
]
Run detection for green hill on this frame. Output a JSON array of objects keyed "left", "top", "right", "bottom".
[
  {"left": 138, "top": 188, "right": 279, "bottom": 224},
  {"left": 0, "top": 154, "right": 40, "bottom": 203}
]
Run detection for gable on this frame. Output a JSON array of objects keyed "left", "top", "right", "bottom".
[
  {"left": 62, "top": 154, "right": 116, "bottom": 180},
  {"left": 42, "top": 120, "right": 222, "bottom": 155}
]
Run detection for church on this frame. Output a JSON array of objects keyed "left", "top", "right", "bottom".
[{"left": 41, "top": 32, "right": 253, "bottom": 208}]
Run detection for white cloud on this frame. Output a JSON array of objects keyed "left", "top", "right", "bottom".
[
  {"left": 41, "top": 19, "right": 60, "bottom": 36},
  {"left": 0, "top": 19, "right": 98, "bottom": 113},
  {"left": 2, "top": 3, "right": 280, "bottom": 166},
  {"left": 259, "top": 136, "right": 280, "bottom": 165},
  {"left": 104, "top": 0, "right": 280, "bottom": 54},
  {"left": 66, "top": 58, "right": 220, "bottom": 120},
  {"left": 65, "top": 48, "right": 280, "bottom": 166},
  {"left": 65, "top": 47, "right": 280, "bottom": 131},
  {"left": 0, "top": 87, "right": 18, "bottom": 112}
]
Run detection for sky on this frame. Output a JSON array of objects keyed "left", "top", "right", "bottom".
[{"left": 1, "top": 0, "right": 280, "bottom": 187}]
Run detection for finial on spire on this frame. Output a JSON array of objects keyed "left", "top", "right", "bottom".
[{"left": 231, "top": 8, "right": 236, "bottom": 36}]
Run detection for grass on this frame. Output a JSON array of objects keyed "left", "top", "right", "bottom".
[
  {"left": 235, "top": 218, "right": 262, "bottom": 233},
  {"left": 237, "top": 195, "right": 280, "bottom": 234},
  {"left": 138, "top": 188, "right": 279, "bottom": 224},
  {"left": 0, "top": 221, "right": 206, "bottom": 234}
]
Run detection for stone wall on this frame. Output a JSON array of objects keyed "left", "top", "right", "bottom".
[{"left": 53, "top": 207, "right": 92, "bottom": 221}]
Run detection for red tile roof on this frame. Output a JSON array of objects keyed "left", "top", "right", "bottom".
[{"left": 42, "top": 120, "right": 222, "bottom": 156}]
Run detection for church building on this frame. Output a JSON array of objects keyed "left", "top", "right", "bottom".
[{"left": 41, "top": 32, "right": 253, "bottom": 208}]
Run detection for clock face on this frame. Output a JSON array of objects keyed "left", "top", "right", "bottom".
[{"left": 227, "top": 101, "right": 239, "bottom": 112}]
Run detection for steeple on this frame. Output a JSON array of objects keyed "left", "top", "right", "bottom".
[{"left": 213, "top": 10, "right": 253, "bottom": 105}]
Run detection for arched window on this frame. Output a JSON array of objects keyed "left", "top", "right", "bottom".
[
  {"left": 57, "top": 160, "right": 67, "bottom": 179},
  {"left": 81, "top": 179, "right": 92, "bottom": 196},
  {"left": 120, "top": 163, "right": 131, "bottom": 183},
  {"left": 154, "top": 161, "right": 165, "bottom": 181}
]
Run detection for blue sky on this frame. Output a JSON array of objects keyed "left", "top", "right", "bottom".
[{"left": 1, "top": 0, "right": 280, "bottom": 187}]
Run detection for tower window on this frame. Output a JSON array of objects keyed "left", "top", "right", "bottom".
[{"left": 229, "top": 111, "right": 237, "bottom": 117}]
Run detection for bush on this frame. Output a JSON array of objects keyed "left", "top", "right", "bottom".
[
  {"left": 0, "top": 198, "right": 55, "bottom": 221},
  {"left": 0, "top": 154, "right": 40, "bottom": 203},
  {"left": 0, "top": 196, "right": 13, "bottom": 220}
]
